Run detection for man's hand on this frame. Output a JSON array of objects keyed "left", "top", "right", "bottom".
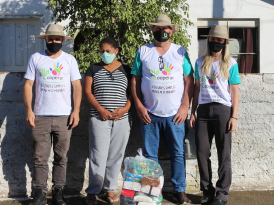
[
  {"left": 69, "top": 111, "right": 80, "bottom": 129},
  {"left": 189, "top": 113, "right": 196, "bottom": 129},
  {"left": 98, "top": 107, "right": 113, "bottom": 121},
  {"left": 111, "top": 108, "right": 126, "bottom": 122},
  {"left": 136, "top": 105, "right": 151, "bottom": 124},
  {"left": 24, "top": 79, "right": 35, "bottom": 128},
  {"left": 228, "top": 117, "right": 237, "bottom": 133},
  {"left": 26, "top": 111, "right": 35, "bottom": 128},
  {"left": 173, "top": 106, "right": 188, "bottom": 125}
]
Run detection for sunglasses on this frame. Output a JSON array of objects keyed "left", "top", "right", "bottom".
[{"left": 158, "top": 56, "right": 164, "bottom": 71}]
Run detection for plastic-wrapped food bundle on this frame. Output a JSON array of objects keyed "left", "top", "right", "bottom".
[{"left": 121, "top": 149, "right": 164, "bottom": 205}]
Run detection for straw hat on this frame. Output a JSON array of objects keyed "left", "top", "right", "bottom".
[
  {"left": 201, "top": 25, "right": 235, "bottom": 43},
  {"left": 36, "top": 24, "right": 73, "bottom": 40},
  {"left": 146, "top": 14, "right": 179, "bottom": 32}
]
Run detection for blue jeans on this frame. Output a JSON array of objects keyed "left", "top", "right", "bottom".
[{"left": 140, "top": 112, "right": 187, "bottom": 193}]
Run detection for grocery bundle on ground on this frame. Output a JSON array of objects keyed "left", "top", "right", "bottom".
[{"left": 121, "top": 149, "right": 164, "bottom": 205}]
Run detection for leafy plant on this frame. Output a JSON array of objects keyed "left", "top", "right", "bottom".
[{"left": 47, "top": 0, "right": 193, "bottom": 73}]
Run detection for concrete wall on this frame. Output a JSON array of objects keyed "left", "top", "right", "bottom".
[
  {"left": 0, "top": 0, "right": 274, "bottom": 199},
  {"left": 0, "top": 72, "right": 273, "bottom": 198},
  {"left": 0, "top": 0, "right": 73, "bottom": 56},
  {"left": 187, "top": 0, "right": 274, "bottom": 73}
]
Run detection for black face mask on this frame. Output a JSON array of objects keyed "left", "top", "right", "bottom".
[
  {"left": 46, "top": 42, "right": 62, "bottom": 53},
  {"left": 208, "top": 41, "right": 225, "bottom": 53},
  {"left": 153, "top": 29, "right": 170, "bottom": 42}
]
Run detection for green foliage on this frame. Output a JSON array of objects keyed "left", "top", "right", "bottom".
[{"left": 47, "top": 0, "right": 193, "bottom": 73}]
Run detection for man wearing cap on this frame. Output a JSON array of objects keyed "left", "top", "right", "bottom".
[
  {"left": 131, "top": 14, "right": 194, "bottom": 204},
  {"left": 24, "top": 24, "right": 82, "bottom": 205}
]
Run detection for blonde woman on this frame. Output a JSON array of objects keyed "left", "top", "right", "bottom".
[{"left": 190, "top": 25, "right": 241, "bottom": 205}]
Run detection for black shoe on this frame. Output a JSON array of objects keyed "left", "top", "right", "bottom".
[
  {"left": 201, "top": 194, "right": 215, "bottom": 203},
  {"left": 29, "top": 189, "right": 47, "bottom": 205},
  {"left": 210, "top": 199, "right": 227, "bottom": 205},
  {"left": 52, "top": 188, "right": 67, "bottom": 205},
  {"left": 173, "top": 192, "right": 191, "bottom": 205}
]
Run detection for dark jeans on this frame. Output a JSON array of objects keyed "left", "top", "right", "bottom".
[
  {"left": 140, "top": 112, "right": 187, "bottom": 192},
  {"left": 195, "top": 103, "right": 232, "bottom": 201},
  {"left": 31, "top": 116, "right": 72, "bottom": 193}
]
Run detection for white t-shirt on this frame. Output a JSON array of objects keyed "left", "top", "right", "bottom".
[
  {"left": 195, "top": 56, "right": 241, "bottom": 107},
  {"left": 24, "top": 50, "right": 81, "bottom": 116},
  {"left": 131, "top": 43, "right": 193, "bottom": 117}
]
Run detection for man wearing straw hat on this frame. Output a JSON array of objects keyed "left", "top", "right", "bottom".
[
  {"left": 131, "top": 14, "right": 194, "bottom": 204},
  {"left": 24, "top": 24, "right": 82, "bottom": 205}
]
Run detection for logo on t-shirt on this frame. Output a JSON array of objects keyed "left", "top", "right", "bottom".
[
  {"left": 149, "top": 62, "right": 174, "bottom": 80},
  {"left": 162, "top": 62, "right": 174, "bottom": 76},
  {"left": 39, "top": 62, "right": 65, "bottom": 83},
  {"left": 200, "top": 71, "right": 220, "bottom": 91},
  {"left": 50, "top": 62, "right": 63, "bottom": 76},
  {"left": 206, "top": 70, "right": 219, "bottom": 85}
]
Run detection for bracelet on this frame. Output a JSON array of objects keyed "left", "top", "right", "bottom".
[{"left": 231, "top": 117, "right": 237, "bottom": 120}]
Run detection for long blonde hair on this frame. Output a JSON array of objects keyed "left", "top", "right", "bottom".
[{"left": 201, "top": 39, "right": 231, "bottom": 80}]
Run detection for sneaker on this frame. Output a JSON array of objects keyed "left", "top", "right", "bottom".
[
  {"left": 29, "top": 189, "right": 47, "bottom": 205},
  {"left": 210, "top": 199, "right": 227, "bottom": 205},
  {"left": 52, "top": 187, "right": 67, "bottom": 205},
  {"left": 201, "top": 194, "right": 215, "bottom": 203}
]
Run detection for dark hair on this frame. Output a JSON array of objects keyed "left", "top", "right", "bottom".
[{"left": 99, "top": 36, "right": 119, "bottom": 50}]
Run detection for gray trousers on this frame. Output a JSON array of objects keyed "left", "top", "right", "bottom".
[
  {"left": 32, "top": 116, "right": 72, "bottom": 193},
  {"left": 85, "top": 116, "right": 132, "bottom": 194},
  {"left": 195, "top": 103, "right": 232, "bottom": 201}
]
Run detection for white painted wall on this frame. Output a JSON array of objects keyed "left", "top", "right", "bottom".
[
  {"left": 0, "top": 0, "right": 73, "bottom": 71},
  {"left": 0, "top": 0, "right": 274, "bottom": 198},
  {"left": 187, "top": 0, "right": 274, "bottom": 73},
  {"left": 1, "top": 72, "right": 274, "bottom": 198}
]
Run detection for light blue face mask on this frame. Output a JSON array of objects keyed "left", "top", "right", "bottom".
[{"left": 101, "top": 50, "right": 116, "bottom": 64}]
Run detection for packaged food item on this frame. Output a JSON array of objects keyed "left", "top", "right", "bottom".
[
  {"left": 134, "top": 195, "right": 153, "bottom": 202},
  {"left": 121, "top": 189, "right": 136, "bottom": 198},
  {"left": 123, "top": 181, "right": 133, "bottom": 190},
  {"left": 132, "top": 182, "right": 142, "bottom": 191},
  {"left": 140, "top": 184, "right": 151, "bottom": 194},
  {"left": 135, "top": 192, "right": 163, "bottom": 205},
  {"left": 142, "top": 176, "right": 160, "bottom": 187},
  {"left": 120, "top": 195, "right": 136, "bottom": 205},
  {"left": 126, "top": 173, "right": 142, "bottom": 182},
  {"left": 150, "top": 187, "right": 162, "bottom": 197},
  {"left": 123, "top": 149, "right": 164, "bottom": 205},
  {"left": 138, "top": 202, "right": 156, "bottom": 205}
]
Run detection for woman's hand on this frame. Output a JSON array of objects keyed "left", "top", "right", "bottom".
[
  {"left": 190, "top": 113, "right": 196, "bottom": 130},
  {"left": 228, "top": 117, "right": 237, "bottom": 133},
  {"left": 98, "top": 107, "right": 113, "bottom": 121},
  {"left": 111, "top": 107, "right": 126, "bottom": 122}
]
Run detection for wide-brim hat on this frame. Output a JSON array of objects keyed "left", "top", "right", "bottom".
[
  {"left": 36, "top": 24, "right": 73, "bottom": 40},
  {"left": 201, "top": 25, "right": 235, "bottom": 43},
  {"left": 146, "top": 14, "right": 179, "bottom": 32}
]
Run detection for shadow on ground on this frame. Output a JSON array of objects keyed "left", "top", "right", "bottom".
[{"left": 1, "top": 191, "right": 274, "bottom": 205}]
